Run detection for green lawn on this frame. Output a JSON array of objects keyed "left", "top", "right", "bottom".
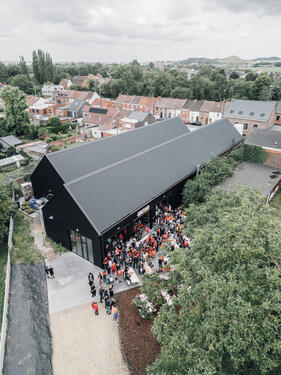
[
  {"left": 11, "top": 213, "right": 44, "bottom": 264},
  {"left": 270, "top": 188, "right": 281, "bottom": 211},
  {"left": 0, "top": 243, "right": 8, "bottom": 329}
]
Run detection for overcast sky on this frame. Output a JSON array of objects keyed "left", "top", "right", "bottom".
[{"left": 1, "top": 0, "right": 280, "bottom": 63}]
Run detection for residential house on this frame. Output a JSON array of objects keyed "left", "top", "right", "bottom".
[
  {"left": 42, "top": 83, "right": 64, "bottom": 97},
  {"left": 247, "top": 128, "right": 281, "bottom": 169},
  {"left": 0, "top": 135, "right": 22, "bottom": 152},
  {"left": 54, "top": 90, "right": 99, "bottom": 105},
  {"left": 26, "top": 95, "right": 44, "bottom": 107},
  {"left": 154, "top": 98, "right": 186, "bottom": 119},
  {"left": 59, "top": 78, "right": 73, "bottom": 89},
  {"left": 138, "top": 96, "right": 158, "bottom": 114},
  {"left": 67, "top": 99, "right": 85, "bottom": 119},
  {"left": 91, "top": 97, "right": 114, "bottom": 108},
  {"left": 181, "top": 99, "right": 204, "bottom": 123},
  {"left": 82, "top": 106, "right": 130, "bottom": 137},
  {"left": 114, "top": 95, "right": 142, "bottom": 111},
  {"left": 29, "top": 101, "right": 56, "bottom": 117},
  {"left": 72, "top": 76, "right": 88, "bottom": 87},
  {"left": 223, "top": 99, "right": 276, "bottom": 137},
  {"left": 199, "top": 101, "right": 224, "bottom": 125},
  {"left": 119, "top": 111, "right": 155, "bottom": 130}
]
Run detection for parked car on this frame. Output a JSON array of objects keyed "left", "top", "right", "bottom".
[{"left": 190, "top": 121, "right": 202, "bottom": 126}]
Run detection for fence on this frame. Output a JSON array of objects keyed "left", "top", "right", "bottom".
[{"left": 0, "top": 216, "right": 14, "bottom": 373}]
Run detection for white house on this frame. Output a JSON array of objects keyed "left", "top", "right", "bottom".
[{"left": 42, "top": 84, "right": 64, "bottom": 97}]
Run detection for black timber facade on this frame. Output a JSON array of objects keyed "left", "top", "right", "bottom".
[{"left": 31, "top": 118, "right": 243, "bottom": 268}]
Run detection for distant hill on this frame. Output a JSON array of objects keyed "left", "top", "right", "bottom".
[
  {"left": 180, "top": 57, "right": 220, "bottom": 65},
  {"left": 252, "top": 57, "right": 281, "bottom": 61},
  {"left": 220, "top": 56, "right": 245, "bottom": 64}
]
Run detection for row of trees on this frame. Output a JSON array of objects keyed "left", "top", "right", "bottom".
[{"left": 2, "top": 52, "right": 281, "bottom": 101}]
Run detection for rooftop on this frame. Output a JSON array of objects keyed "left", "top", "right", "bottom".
[
  {"left": 247, "top": 129, "right": 281, "bottom": 150},
  {"left": 0, "top": 135, "right": 22, "bottom": 146},
  {"left": 217, "top": 162, "right": 281, "bottom": 197},
  {"left": 223, "top": 99, "right": 276, "bottom": 121}
]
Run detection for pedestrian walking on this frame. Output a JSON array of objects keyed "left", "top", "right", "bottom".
[
  {"left": 112, "top": 305, "right": 118, "bottom": 322},
  {"left": 49, "top": 266, "right": 55, "bottom": 279},
  {"left": 97, "top": 272, "right": 102, "bottom": 284},
  {"left": 91, "top": 301, "right": 99, "bottom": 315},
  {"left": 99, "top": 285, "right": 105, "bottom": 303},
  {"left": 45, "top": 265, "right": 50, "bottom": 278},
  {"left": 91, "top": 283, "right": 96, "bottom": 298},
  {"left": 105, "top": 296, "right": 111, "bottom": 315}
]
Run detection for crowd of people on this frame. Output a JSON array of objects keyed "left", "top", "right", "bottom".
[{"left": 87, "top": 203, "right": 189, "bottom": 318}]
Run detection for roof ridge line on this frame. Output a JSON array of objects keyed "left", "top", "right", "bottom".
[
  {"left": 65, "top": 127, "right": 192, "bottom": 186},
  {"left": 47, "top": 117, "right": 181, "bottom": 158}
]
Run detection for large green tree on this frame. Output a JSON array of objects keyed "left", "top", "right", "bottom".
[
  {"left": 32, "top": 49, "right": 55, "bottom": 84},
  {"left": 146, "top": 189, "right": 281, "bottom": 375},
  {"left": 0, "top": 85, "right": 30, "bottom": 136},
  {"left": 10, "top": 74, "right": 34, "bottom": 94}
]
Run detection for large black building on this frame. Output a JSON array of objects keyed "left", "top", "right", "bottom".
[{"left": 31, "top": 118, "right": 242, "bottom": 267}]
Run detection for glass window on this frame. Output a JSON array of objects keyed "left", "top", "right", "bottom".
[
  {"left": 69, "top": 229, "right": 94, "bottom": 263},
  {"left": 243, "top": 123, "right": 248, "bottom": 130},
  {"left": 87, "top": 238, "right": 94, "bottom": 263}
]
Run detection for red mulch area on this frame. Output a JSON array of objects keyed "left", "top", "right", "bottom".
[{"left": 115, "top": 287, "right": 161, "bottom": 375}]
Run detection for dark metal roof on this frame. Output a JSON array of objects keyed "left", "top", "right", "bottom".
[
  {"left": 65, "top": 118, "right": 242, "bottom": 235},
  {"left": 46, "top": 117, "right": 189, "bottom": 182},
  {"left": 247, "top": 129, "right": 281, "bottom": 150}
]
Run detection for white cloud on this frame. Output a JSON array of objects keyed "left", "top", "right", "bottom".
[{"left": 0, "top": 0, "right": 280, "bottom": 62}]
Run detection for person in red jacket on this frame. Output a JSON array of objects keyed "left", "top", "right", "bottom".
[{"left": 91, "top": 301, "right": 99, "bottom": 315}]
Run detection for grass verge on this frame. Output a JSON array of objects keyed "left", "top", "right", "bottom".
[
  {"left": 11, "top": 213, "right": 44, "bottom": 264},
  {"left": 0, "top": 243, "right": 8, "bottom": 329},
  {"left": 45, "top": 236, "right": 68, "bottom": 255}
]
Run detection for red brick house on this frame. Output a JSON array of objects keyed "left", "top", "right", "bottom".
[{"left": 154, "top": 98, "right": 186, "bottom": 119}]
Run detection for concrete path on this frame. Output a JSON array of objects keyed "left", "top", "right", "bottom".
[
  {"left": 46, "top": 252, "right": 130, "bottom": 375},
  {"left": 47, "top": 252, "right": 140, "bottom": 314},
  {"left": 50, "top": 303, "right": 129, "bottom": 375}
]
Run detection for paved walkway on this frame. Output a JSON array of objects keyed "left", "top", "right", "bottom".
[
  {"left": 50, "top": 303, "right": 129, "bottom": 375},
  {"left": 31, "top": 214, "right": 57, "bottom": 261},
  {"left": 46, "top": 252, "right": 130, "bottom": 375}
]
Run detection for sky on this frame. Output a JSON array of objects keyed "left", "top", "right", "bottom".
[{"left": 1, "top": 0, "right": 281, "bottom": 63}]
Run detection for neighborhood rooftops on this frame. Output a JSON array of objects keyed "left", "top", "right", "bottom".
[
  {"left": 223, "top": 99, "right": 276, "bottom": 121},
  {"left": 247, "top": 129, "right": 281, "bottom": 151},
  {"left": 217, "top": 162, "right": 281, "bottom": 197},
  {"left": 64, "top": 118, "right": 242, "bottom": 234}
]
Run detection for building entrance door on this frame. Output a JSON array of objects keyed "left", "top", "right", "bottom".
[{"left": 69, "top": 230, "right": 94, "bottom": 263}]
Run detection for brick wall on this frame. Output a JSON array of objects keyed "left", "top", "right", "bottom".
[{"left": 264, "top": 149, "right": 281, "bottom": 169}]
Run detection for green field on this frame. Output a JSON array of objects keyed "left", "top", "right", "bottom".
[{"left": 0, "top": 243, "right": 8, "bottom": 329}]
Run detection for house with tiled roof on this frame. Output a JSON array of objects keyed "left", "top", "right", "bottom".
[
  {"left": 154, "top": 98, "right": 186, "bottom": 119},
  {"left": 223, "top": 99, "right": 276, "bottom": 137},
  {"left": 114, "top": 94, "right": 142, "bottom": 111},
  {"left": 72, "top": 76, "right": 89, "bottom": 87},
  {"left": 59, "top": 78, "right": 73, "bottom": 89},
  {"left": 199, "top": 101, "right": 224, "bottom": 125},
  {"left": 26, "top": 95, "right": 44, "bottom": 107},
  {"left": 54, "top": 90, "right": 99, "bottom": 105},
  {"left": 180, "top": 99, "right": 204, "bottom": 123},
  {"left": 138, "top": 97, "right": 158, "bottom": 114},
  {"left": 92, "top": 97, "right": 114, "bottom": 108},
  {"left": 119, "top": 111, "right": 155, "bottom": 130}
]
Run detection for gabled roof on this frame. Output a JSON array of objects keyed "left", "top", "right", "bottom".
[
  {"left": 182, "top": 99, "right": 204, "bottom": 111},
  {"left": 139, "top": 96, "right": 158, "bottom": 107},
  {"left": 26, "top": 95, "right": 42, "bottom": 106},
  {"left": 115, "top": 94, "right": 142, "bottom": 105},
  {"left": 125, "top": 111, "right": 152, "bottom": 122},
  {"left": 217, "top": 162, "right": 281, "bottom": 197},
  {"left": 223, "top": 99, "right": 276, "bottom": 121},
  {"left": 200, "top": 101, "right": 224, "bottom": 113},
  {"left": 64, "top": 118, "right": 242, "bottom": 234},
  {"left": 68, "top": 99, "right": 84, "bottom": 112},
  {"left": 0, "top": 135, "right": 22, "bottom": 146},
  {"left": 247, "top": 129, "right": 281, "bottom": 150},
  {"left": 154, "top": 97, "right": 186, "bottom": 110},
  {"left": 46, "top": 117, "right": 189, "bottom": 183}
]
